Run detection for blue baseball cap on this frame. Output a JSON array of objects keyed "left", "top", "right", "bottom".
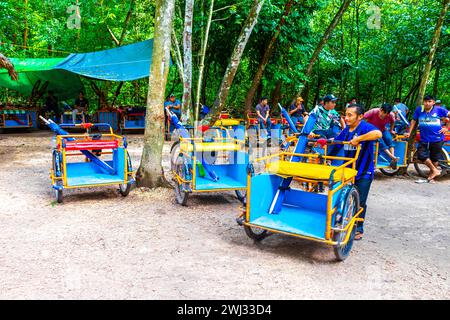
[{"left": 323, "top": 94, "right": 338, "bottom": 102}]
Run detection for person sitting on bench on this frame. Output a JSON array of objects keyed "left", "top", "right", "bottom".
[{"left": 73, "top": 91, "right": 89, "bottom": 124}]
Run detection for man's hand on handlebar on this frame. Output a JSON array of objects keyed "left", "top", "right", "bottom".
[{"left": 350, "top": 136, "right": 361, "bottom": 146}]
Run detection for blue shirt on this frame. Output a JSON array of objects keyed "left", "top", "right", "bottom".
[
  {"left": 413, "top": 106, "right": 448, "bottom": 143},
  {"left": 331, "top": 121, "right": 379, "bottom": 180},
  {"left": 164, "top": 99, "right": 181, "bottom": 115}
]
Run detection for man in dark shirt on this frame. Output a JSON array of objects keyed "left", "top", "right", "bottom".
[
  {"left": 73, "top": 91, "right": 89, "bottom": 123},
  {"left": 288, "top": 96, "right": 308, "bottom": 134},
  {"left": 45, "top": 91, "right": 60, "bottom": 121},
  {"left": 255, "top": 97, "right": 272, "bottom": 137}
]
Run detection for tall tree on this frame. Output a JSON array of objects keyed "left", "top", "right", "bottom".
[
  {"left": 211, "top": 0, "right": 266, "bottom": 116},
  {"left": 182, "top": 0, "right": 194, "bottom": 122},
  {"left": 299, "top": 0, "right": 353, "bottom": 106},
  {"left": 195, "top": 0, "right": 214, "bottom": 122},
  {"left": 244, "top": 0, "right": 296, "bottom": 112},
  {"left": 23, "top": 0, "right": 29, "bottom": 49},
  {"left": 416, "top": 0, "right": 449, "bottom": 106},
  {"left": 136, "top": 0, "right": 175, "bottom": 188}
]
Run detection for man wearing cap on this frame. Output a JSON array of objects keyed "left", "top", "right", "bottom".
[
  {"left": 164, "top": 94, "right": 182, "bottom": 132},
  {"left": 308, "top": 94, "right": 345, "bottom": 139},
  {"left": 405, "top": 94, "right": 450, "bottom": 183},
  {"left": 288, "top": 96, "right": 308, "bottom": 134},
  {"left": 255, "top": 97, "right": 272, "bottom": 136}
]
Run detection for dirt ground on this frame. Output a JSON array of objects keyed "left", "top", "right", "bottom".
[{"left": 0, "top": 130, "right": 449, "bottom": 300}]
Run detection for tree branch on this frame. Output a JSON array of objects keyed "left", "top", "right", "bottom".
[
  {"left": 213, "top": 4, "right": 239, "bottom": 14},
  {"left": 106, "top": 25, "right": 120, "bottom": 46}
]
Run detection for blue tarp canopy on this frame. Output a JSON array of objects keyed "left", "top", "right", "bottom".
[{"left": 54, "top": 39, "right": 155, "bottom": 81}]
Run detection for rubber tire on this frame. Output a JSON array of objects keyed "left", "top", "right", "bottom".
[
  {"left": 413, "top": 149, "right": 448, "bottom": 178},
  {"left": 333, "top": 187, "right": 359, "bottom": 261},
  {"left": 174, "top": 153, "right": 189, "bottom": 206},
  {"left": 55, "top": 188, "right": 63, "bottom": 203},
  {"left": 379, "top": 167, "right": 400, "bottom": 176},
  {"left": 170, "top": 141, "right": 180, "bottom": 168},
  {"left": 244, "top": 225, "right": 269, "bottom": 242},
  {"left": 119, "top": 183, "right": 131, "bottom": 196}
]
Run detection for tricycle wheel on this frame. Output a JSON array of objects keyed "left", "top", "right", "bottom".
[
  {"left": 379, "top": 167, "right": 400, "bottom": 176},
  {"left": 244, "top": 225, "right": 269, "bottom": 242},
  {"left": 333, "top": 186, "right": 359, "bottom": 261},
  {"left": 174, "top": 153, "right": 190, "bottom": 206},
  {"left": 55, "top": 188, "right": 63, "bottom": 203},
  {"left": 235, "top": 190, "right": 246, "bottom": 203},
  {"left": 119, "top": 183, "right": 131, "bottom": 196},
  {"left": 174, "top": 181, "right": 189, "bottom": 206},
  {"left": 413, "top": 149, "right": 449, "bottom": 178}
]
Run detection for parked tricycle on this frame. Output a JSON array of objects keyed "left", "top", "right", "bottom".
[
  {"left": 167, "top": 108, "right": 248, "bottom": 205},
  {"left": 40, "top": 116, "right": 134, "bottom": 203},
  {"left": 237, "top": 113, "right": 364, "bottom": 261}
]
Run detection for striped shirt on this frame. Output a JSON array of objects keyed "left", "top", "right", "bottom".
[{"left": 310, "top": 105, "right": 341, "bottom": 131}]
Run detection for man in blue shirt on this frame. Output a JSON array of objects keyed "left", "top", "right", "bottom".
[
  {"left": 329, "top": 103, "right": 382, "bottom": 240},
  {"left": 164, "top": 94, "right": 182, "bottom": 132},
  {"left": 405, "top": 95, "right": 450, "bottom": 182}
]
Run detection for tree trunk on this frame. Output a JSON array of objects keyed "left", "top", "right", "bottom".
[
  {"left": 171, "top": 28, "right": 184, "bottom": 84},
  {"left": 270, "top": 80, "right": 283, "bottom": 108},
  {"left": 195, "top": 0, "right": 214, "bottom": 121},
  {"left": 415, "top": 0, "right": 449, "bottom": 106},
  {"left": 119, "top": 0, "right": 135, "bottom": 45},
  {"left": 23, "top": 0, "right": 28, "bottom": 49},
  {"left": 244, "top": 0, "right": 296, "bottom": 112},
  {"left": 0, "top": 53, "right": 18, "bottom": 81},
  {"left": 136, "top": 0, "right": 175, "bottom": 188},
  {"left": 211, "top": 0, "right": 266, "bottom": 117},
  {"left": 182, "top": 0, "right": 194, "bottom": 123},
  {"left": 90, "top": 81, "right": 109, "bottom": 109},
  {"left": 299, "top": 0, "right": 353, "bottom": 98},
  {"left": 433, "top": 65, "right": 440, "bottom": 97},
  {"left": 314, "top": 58, "right": 321, "bottom": 108},
  {"left": 201, "top": 62, "right": 209, "bottom": 105}
]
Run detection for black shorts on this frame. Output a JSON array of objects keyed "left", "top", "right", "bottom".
[{"left": 417, "top": 141, "right": 444, "bottom": 163}]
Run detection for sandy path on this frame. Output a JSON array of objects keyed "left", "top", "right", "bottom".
[{"left": 0, "top": 131, "right": 449, "bottom": 299}]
